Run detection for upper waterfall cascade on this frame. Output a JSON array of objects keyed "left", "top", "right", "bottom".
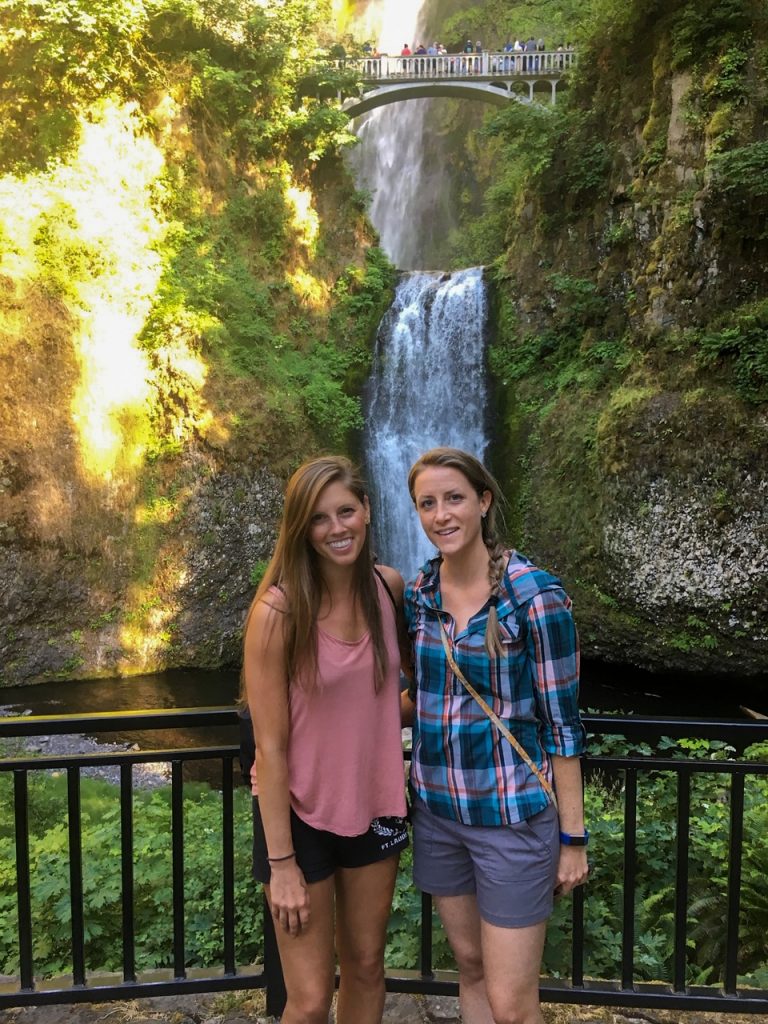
[{"left": 364, "top": 268, "right": 489, "bottom": 576}]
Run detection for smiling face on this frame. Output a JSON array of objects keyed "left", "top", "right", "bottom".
[
  {"left": 307, "top": 479, "right": 370, "bottom": 569},
  {"left": 411, "top": 465, "right": 491, "bottom": 561}
]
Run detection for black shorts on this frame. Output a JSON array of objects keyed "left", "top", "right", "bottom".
[{"left": 252, "top": 798, "right": 409, "bottom": 884}]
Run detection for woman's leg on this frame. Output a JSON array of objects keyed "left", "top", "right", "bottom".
[
  {"left": 334, "top": 854, "right": 400, "bottom": 1024},
  {"left": 435, "top": 894, "right": 547, "bottom": 1024},
  {"left": 264, "top": 877, "right": 336, "bottom": 1024},
  {"left": 434, "top": 894, "right": 494, "bottom": 1024},
  {"left": 480, "top": 918, "right": 547, "bottom": 1024}
]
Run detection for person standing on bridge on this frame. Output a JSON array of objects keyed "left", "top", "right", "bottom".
[
  {"left": 462, "top": 39, "right": 474, "bottom": 75},
  {"left": 400, "top": 42, "right": 411, "bottom": 76},
  {"left": 243, "top": 455, "right": 409, "bottom": 1024},
  {"left": 503, "top": 39, "right": 514, "bottom": 72},
  {"left": 401, "top": 447, "right": 588, "bottom": 1024}
]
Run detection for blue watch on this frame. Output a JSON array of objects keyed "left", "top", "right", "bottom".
[{"left": 559, "top": 829, "right": 589, "bottom": 846}]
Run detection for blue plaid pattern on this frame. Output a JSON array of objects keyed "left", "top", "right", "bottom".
[{"left": 405, "top": 551, "right": 585, "bottom": 827}]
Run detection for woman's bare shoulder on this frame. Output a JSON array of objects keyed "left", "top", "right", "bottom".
[
  {"left": 245, "top": 587, "right": 288, "bottom": 637},
  {"left": 375, "top": 563, "right": 405, "bottom": 602}
]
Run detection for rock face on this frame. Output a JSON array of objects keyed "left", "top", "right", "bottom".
[
  {"left": 0, "top": 446, "right": 284, "bottom": 686},
  {"left": 487, "top": 48, "right": 768, "bottom": 677}
]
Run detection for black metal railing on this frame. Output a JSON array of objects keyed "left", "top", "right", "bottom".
[{"left": 1, "top": 708, "right": 767, "bottom": 1015}]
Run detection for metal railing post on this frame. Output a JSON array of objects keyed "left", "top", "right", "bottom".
[
  {"left": 66, "top": 767, "right": 86, "bottom": 987},
  {"left": 13, "top": 771, "right": 34, "bottom": 992}
]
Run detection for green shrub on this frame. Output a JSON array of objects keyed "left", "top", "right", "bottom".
[
  {"left": 710, "top": 141, "right": 768, "bottom": 199},
  {"left": 0, "top": 775, "right": 262, "bottom": 976},
  {"left": 696, "top": 300, "right": 768, "bottom": 403}
]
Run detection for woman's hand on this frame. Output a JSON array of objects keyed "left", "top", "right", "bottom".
[
  {"left": 269, "top": 860, "right": 311, "bottom": 936},
  {"left": 554, "top": 845, "right": 589, "bottom": 897}
]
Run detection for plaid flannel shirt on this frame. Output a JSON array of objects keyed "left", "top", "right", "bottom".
[{"left": 405, "top": 551, "right": 585, "bottom": 826}]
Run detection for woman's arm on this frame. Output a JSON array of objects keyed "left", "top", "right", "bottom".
[
  {"left": 525, "top": 589, "right": 588, "bottom": 896},
  {"left": 551, "top": 754, "right": 589, "bottom": 895},
  {"left": 244, "top": 596, "right": 310, "bottom": 936}
]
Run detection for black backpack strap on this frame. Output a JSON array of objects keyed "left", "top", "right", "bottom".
[{"left": 374, "top": 564, "right": 398, "bottom": 615}]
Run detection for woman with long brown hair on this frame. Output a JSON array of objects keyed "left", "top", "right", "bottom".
[
  {"left": 243, "top": 455, "right": 408, "bottom": 1024},
  {"left": 403, "top": 447, "right": 588, "bottom": 1024}
]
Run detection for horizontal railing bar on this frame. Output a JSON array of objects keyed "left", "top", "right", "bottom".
[
  {"left": 581, "top": 715, "right": 768, "bottom": 741},
  {"left": 0, "top": 746, "right": 241, "bottom": 772},
  {"left": 586, "top": 755, "right": 768, "bottom": 774},
  {"left": 3, "top": 748, "right": 764, "bottom": 774},
  {"left": 0, "top": 707, "right": 239, "bottom": 736},
  {"left": 0, "top": 971, "right": 266, "bottom": 1008},
  {"left": 540, "top": 980, "right": 768, "bottom": 1013},
  {"left": 5, "top": 749, "right": 764, "bottom": 777},
  {"left": 3, "top": 970, "right": 766, "bottom": 1013}
]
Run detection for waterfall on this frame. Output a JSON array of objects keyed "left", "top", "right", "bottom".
[
  {"left": 364, "top": 268, "right": 489, "bottom": 576},
  {"left": 345, "top": 0, "right": 455, "bottom": 269},
  {"left": 349, "top": 100, "right": 437, "bottom": 270},
  {"left": 349, "top": 1, "right": 490, "bottom": 576}
]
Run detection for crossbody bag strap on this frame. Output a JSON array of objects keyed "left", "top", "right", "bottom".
[{"left": 438, "top": 617, "right": 558, "bottom": 810}]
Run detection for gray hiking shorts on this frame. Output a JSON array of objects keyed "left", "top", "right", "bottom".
[{"left": 411, "top": 796, "right": 559, "bottom": 928}]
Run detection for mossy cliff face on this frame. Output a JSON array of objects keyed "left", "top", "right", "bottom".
[
  {"left": 486, "top": 0, "right": 768, "bottom": 675},
  {"left": 0, "top": 1, "right": 395, "bottom": 686}
]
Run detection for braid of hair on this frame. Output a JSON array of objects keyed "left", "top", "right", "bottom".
[{"left": 484, "top": 536, "right": 507, "bottom": 659}]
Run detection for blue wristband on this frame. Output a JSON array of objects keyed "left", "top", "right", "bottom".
[{"left": 559, "top": 829, "right": 589, "bottom": 846}]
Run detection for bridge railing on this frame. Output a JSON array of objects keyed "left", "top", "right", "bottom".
[
  {"left": 1, "top": 708, "right": 767, "bottom": 1016},
  {"left": 332, "top": 49, "right": 577, "bottom": 82}
]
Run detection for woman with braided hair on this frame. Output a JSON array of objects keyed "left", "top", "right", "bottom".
[{"left": 402, "top": 447, "right": 588, "bottom": 1024}]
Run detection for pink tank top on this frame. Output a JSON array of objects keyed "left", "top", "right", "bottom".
[{"left": 251, "top": 576, "right": 406, "bottom": 835}]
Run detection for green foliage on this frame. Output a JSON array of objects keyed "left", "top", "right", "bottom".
[
  {"left": 450, "top": 100, "right": 613, "bottom": 268},
  {"left": 547, "top": 732, "right": 768, "bottom": 984},
  {"left": 0, "top": 0, "right": 148, "bottom": 170},
  {"left": 710, "top": 141, "right": 768, "bottom": 199},
  {"left": 32, "top": 201, "right": 109, "bottom": 298},
  {"left": 439, "top": 0, "right": 593, "bottom": 52},
  {"left": 385, "top": 845, "right": 453, "bottom": 970},
  {"left": 0, "top": 0, "right": 356, "bottom": 172},
  {"left": 670, "top": 2, "right": 756, "bottom": 71},
  {"left": 0, "top": 774, "right": 262, "bottom": 976},
  {"left": 271, "top": 341, "right": 363, "bottom": 451},
  {"left": 490, "top": 270, "right": 622, "bottom": 400},
  {"left": 329, "top": 247, "right": 397, "bottom": 344},
  {"left": 249, "top": 560, "right": 269, "bottom": 587},
  {"left": 287, "top": 104, "right": 356, "bottom": 164},
  {"left": 138, "top": 177, "right": 389, "bottom": 456},
  {"left": 695, "top": 299, "right": 768, "bottom": 403}
]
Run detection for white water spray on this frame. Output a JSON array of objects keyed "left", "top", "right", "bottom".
[{"left": 364, "top": 268, "right": 489, "bottom": 575}]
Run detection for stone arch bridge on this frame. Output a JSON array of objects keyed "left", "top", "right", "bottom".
[{"left": 333, "top": 50, "right": 576, "bottom": 118}]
